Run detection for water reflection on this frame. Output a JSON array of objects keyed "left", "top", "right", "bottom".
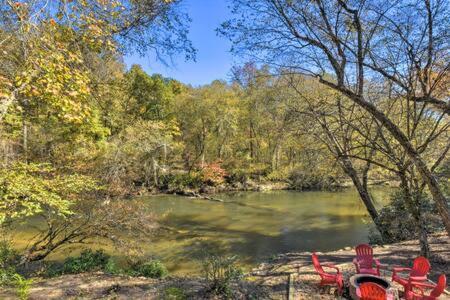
[{"left": 142, "top": 188, "right": 391, "bottom": 274}]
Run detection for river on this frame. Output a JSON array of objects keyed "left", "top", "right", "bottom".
[
  {"left": 138, "top": 188, "right": 391, "bottom": 274},
  {"left": 12, "top": 188, "right": 392, "bottom": 275}
]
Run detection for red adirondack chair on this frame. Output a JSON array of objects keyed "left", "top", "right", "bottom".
[
  {"left": 392, "top": 256, "right": 431, "bottom": 295},
  {"left": 357, "top": 282, "right": 386, "bottom": 300},
  {"left": 353, "top": 244, "right": 381, "bottom": 276},
  {"left": 406, "top": 274, "right": 447, "bottom": 300},
  {"left": 311, "top": 252, "right": 344, "bottom": 295}
]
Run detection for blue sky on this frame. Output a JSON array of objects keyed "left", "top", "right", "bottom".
[{"left": 124, "top": 0, "right": 234, "bottom": 86}]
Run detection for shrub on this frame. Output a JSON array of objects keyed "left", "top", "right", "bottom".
[
  {"left": 104, "top": 258, "right": 123, "bottom": 275},
  {"left": 61, "top": 249, "right": 110, "bottom": 274},
  {"left": 288, "top": 169, "right": 337, "bottom": 191},
  {"left": 247, "top": 163, "right": 270, "bottom": 178},
  {"left": 224, "top": 169, "right": 248, "bottom": 185},
  {"left": 202, "top": 254, "right": 243, "bottom": 298},
  {"left": 368, "top": 191, "right": 443, "bottom": 244},
  {"left": 266, "top": 169, "right": 289, "bottom": 182},
  {"left": 135, "top": 260, "right": 168, "bottom": 278},
  {"left": 164, "top": 287, "right": 187, "bottom": 300},
  {"left": 0, "top": 240, "right": 18, "bottom": 269},
  {"left": 0, "top": 241, "right": 32, "bottom": 300},
  {"left": 199, "top": 162, "right": 227, "bottom": 186},
  {"left": 12, "top": 274, "right": 32, "bottom": 300},
  {"left": 160, "top": 173, "right": 203, "bottom": 190}
]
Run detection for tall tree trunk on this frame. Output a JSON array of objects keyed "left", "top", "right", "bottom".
[
  {"left": 249, "top": 120, "right": 254, "bottom": 160},
  {"left": 271, "top": 144, "right": 280, "bottom": 171},
  {"left": 340, "top": 158, "right": 392, "bottom": 240},
  {"left": 22, "top": 120, "right": 28, "bottom": 159},
  {"left": 399, "top": 172, "right": 430, "bottom": 257},
  {"left": 152, "top": 158, "right": 158, "bottom": 187},
  {"left": 321, "top": 80, "right": 450, "bottom": 237},
  {"left": 22, "top": 104, "right": 28, "bottom": 162}
]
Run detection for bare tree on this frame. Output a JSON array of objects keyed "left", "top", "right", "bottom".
[{"left": 220, "top": 0, "right": 450, "bottom": 235}]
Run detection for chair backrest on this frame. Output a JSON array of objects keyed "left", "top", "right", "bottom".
[
  {"left": 410, "top": 256, "right": 431, "bottom": 277},
  {"left": 355, "top": 244, "right": 374, "bottom": 267},
  {"left": 430, "top": 274, "right": 447, "bottom": 297},
  {"left": 359, "top": 282, "right": 386, "bottom": 300},
  {"left": 312, "top": 252, "right": 324, "bottom": 275}
]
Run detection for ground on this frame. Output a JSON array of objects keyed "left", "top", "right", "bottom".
[
  {"left": 0, "top": 233, "right": 448, "bottom": 299},
  {"left": 251, "top": 232, "right": 449, "bottom": 299}
]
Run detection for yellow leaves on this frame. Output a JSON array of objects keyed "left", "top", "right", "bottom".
[{"left": 0, "top": 162, "right": 100, "bottom": 223}]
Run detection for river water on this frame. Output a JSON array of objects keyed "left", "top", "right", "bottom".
[
  {"left": 12, "top": 188, "right": 392, "bottom": 274},
  {"left": 139, "top": 188, "right": 391, "bottom": 274}
]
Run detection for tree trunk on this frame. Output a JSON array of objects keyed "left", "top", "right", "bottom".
[
  {"left": 417, "top": 217, "right": 430, "bottom": 258},
  {"left": 399, "top": 172, "right": 430, "bottom": 258},
  {"left": 321, "top": 80, "right": 450, "bottom": 237},
  {"left": 249, "top": 120, "right": 254, "bottom": 160},
  {"left": 152, "top": 158, "right": 158, "bottom": 187},
  {"left": 340, "top": 158, "right": 392, "bottom": 240}
]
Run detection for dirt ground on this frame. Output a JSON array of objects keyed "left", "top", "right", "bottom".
[
  {"left": 251, "top": 232, "right": 449, "bottom": 299},
  {"left": 0, "top": 233, "right": 448, "bottom": 299}
]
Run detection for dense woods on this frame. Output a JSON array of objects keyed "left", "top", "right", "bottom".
[{"left": 0, "top": 0, "right": 448, "bottom": 298}]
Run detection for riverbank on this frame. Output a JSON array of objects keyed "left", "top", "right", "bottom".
[
  {"left": 137, "top": 178, "right": 397, "bottom": 199},
  {"left": 1, "top": 232, "right": 447, "bottom": 299}
]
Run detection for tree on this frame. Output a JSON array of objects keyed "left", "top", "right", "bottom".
[
  {"left": 176, "top": 81, "right": 240, "bottom": 170},
  {"left": 0, "top": 0, "right": 195, "bottom": 123},
  {"left": 0, "top": 0, "right": 194, "bottom": 263},
  {"left": 100, "top": 120, "right": 182, "bottom": 192},
  {"left": 125, "top": 65, "right": 181, "bottom": 122},
  {"left": 21, "top": 196, "right": 158, "bottom": 263},
  {"left": 286, "top": 75, "right": 389, "bottom": 238},
  {"left": 0, "top": 162, "right": 98, "bottom": 226},
  {"left": 220, "top": 0, "right": 450, "bottom": 235}
]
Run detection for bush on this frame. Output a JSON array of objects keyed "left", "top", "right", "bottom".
[
  {"left": 202, "top": 254, "right": 243, "bottom": 298},
  {"left": 247, "top": 163, "right": 271, "bottom": 178},
  {"left": 61, "top": 249, "right": 110, "bottom": 274},
  {"left": 288, "top": 169, "right": 337, "bottom": 191},
  {"left": 266, "top": 169, "right": 289, "bottom": 182},
  {"left": 164, "top": 287, "right": 187, "bottom": 300},
  {"left": 104, "top": 259, "right": 123, "bottom": 275},
  {"left": 12, "top": 274, "right": 32, "bottom": 300},
  {"left": 224, "top": 169, "right": 248, "bottom": 185},
  {"left": 369, "top": 191, "right": 443, "bottom": 244},
  {"left": 0, "top": 241, "right": 32, "bottom": 300},
  {"left": 134, "top": 260, "right": 168, "bottom": 278},
  {"left": 160, "top": 173, "right": 203, "bottom": 190},
  {"left": 199, "top": 162, "right": 227, "bottom": 186},
  {"left": 0, "top": 240, "right": 18, "bottom": 270}
]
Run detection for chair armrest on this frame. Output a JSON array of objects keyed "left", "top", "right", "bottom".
[
  {"left": 323, "top": 263, "right": 340, "bottom": 273},
  {"left": 409, "top": 276, "right": 428, "bottom": 282},
  {"left": 410, "top": 281, "right": 435, "bottom": 289},
  {"left": 393, "top": 267, "right": 412, "bottom": 272}
]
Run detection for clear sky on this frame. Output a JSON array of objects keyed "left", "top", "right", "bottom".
[{"left": 124, "top": 0, "right": 234, "bottom": 86}]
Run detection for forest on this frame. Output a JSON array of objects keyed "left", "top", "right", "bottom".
[{"left": 0, "top": 0, "right": 448, "bottom": 299}]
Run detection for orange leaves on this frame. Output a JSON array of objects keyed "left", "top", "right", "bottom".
[{"left": 199, "top": 162, "right": 227, "bottom": 185}]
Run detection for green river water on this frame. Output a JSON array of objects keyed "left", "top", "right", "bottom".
[
  {"left": 13, "top": 188, "right": 392, "bottom": 275},
  {"left": 139, "top": 188, "right": 390, "bottom": 274}
]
